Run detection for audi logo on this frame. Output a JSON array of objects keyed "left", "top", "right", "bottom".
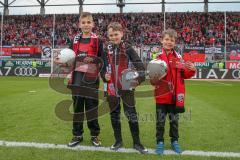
[
  {"left": 232, "top": 69, "right": 240, "bottom": 79},
  {"left": 14, "top": 67, "right": 38, "bottom": 77}
]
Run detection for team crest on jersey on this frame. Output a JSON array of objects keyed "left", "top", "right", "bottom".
[
  {"left": 107, "top": 43, "right": 114, "bottom": 55},
  {"left": 177, "top": 93, "right": 184, "bottom": 103},
  {"left": 73, "top": 34, "right": 81, "bottom": 44}
]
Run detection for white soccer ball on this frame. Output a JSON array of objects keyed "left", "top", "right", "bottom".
[
  {"left": 147, "top": 59, "right": 168, "bottom": 80},
  {"left": 58, "top": 48, "right": 76, "bottom": 64}
]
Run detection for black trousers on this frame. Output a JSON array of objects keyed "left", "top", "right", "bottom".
[
  {"left": 156, "top": 104, "right": 179, "bottom": 143},
  {"left": 72, "top": 95, "right": 100, "bottom": 137},
  {"left": 107, "top": 90, "right": 141, "bottom": 144}
]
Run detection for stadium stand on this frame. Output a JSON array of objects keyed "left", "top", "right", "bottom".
[{"left": 1, "top": 12, "right": 239, "bottom": 47}]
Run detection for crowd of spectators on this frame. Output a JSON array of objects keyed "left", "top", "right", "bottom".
[{"left": 1, "top": 12, "right": 239, "bottom": 47}]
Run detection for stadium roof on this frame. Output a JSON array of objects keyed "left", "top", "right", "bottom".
[{"left": 0, "top": 0, "right": 239, "bottom": 15}]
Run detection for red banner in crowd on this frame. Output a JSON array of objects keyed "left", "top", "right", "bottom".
[
  {"left": 1, "top": 47, "right": 12, "bottom": 56},
  {"left": 1, "top": 46, "right": 42, "bottom": 58},
  {"left": 229, "top": 50, "right": 240, "bottom": 61},
  {"left": 183, "top": 46, "right": 205, "bottom": 62},
  {"left": 11, "top": 47, "right": 38, "bottom": 54},
  {"left": 225, "top": 61, "right": 240, "bottom": 69},
  {"left": 227, "top": 45, "right": 240, "bottom": 61}
]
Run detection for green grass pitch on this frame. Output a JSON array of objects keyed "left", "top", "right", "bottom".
[{"left": 0, "top": 77, "right": 240, "bottom": 160}]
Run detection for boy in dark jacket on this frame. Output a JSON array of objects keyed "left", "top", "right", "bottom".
[{"left": 104, "top": 22, "right": 148, "bottom": 154}]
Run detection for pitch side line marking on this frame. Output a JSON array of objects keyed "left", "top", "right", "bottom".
[{"left": 0, "top": 140, "right": 240, "bottom": 158}]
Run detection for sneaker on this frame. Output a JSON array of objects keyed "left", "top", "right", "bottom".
[
  {"left": 133, "top": 143, "right": 148, "bottom": 154},
  {"left": 67, "top": 136, "right": 83, "bottom": 147},
  {"left": 91, "top": 136, "right": 101, "bottom": 147},
  {"left": 110, "top": 141, "right": 123, "bottom": 151},
  {"left": 171, "top": 141, "right": 182, "bottom": 154},
  {"left": 155, "top": 141, "right": 164, "bottom": 155}
]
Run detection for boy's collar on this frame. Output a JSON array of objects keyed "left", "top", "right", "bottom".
[
  {"left": 162, "top": 48, "right": 182, "bottom": 59},
  {"left": 112, "top": 40, "right": 124, "bottom": 45},
  {"left": 79, "top": 32, "right": 97, "bottom": 38},
  {"left": 81, "top": 32, "right": 91, "bottom": 38},
  {"left": 109, "top": 40, "right": 124, "bottom": 47},
  {"left": 162, "top": 48, "right": 174, "bottom": 55}
]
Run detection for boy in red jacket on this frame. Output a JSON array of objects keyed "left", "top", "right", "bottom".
[
  {"left": 55, "top": 12, "right": 104, "bottom": 147},
  {"left": 150, "top": 29, "right": 196, "bottom": 154}
]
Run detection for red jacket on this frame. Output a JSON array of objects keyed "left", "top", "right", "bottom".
[
  {"left": 68, "top": 33, "right": 101, "bottom": 87},
  {"left": 154, "top": 48, "right": 196, "bottom": 113},
  {"left": 72, "top": 32, "right": 99, "bottom": 56}
]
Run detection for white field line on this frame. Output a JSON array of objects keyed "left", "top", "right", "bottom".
[
  {"left": 206, "top": 81, "right": 233, "bottom": 86},
  {"left": 186, "top": 79, "right": 234, "bottom": 86},
  {"left": 187, "top": 79, "right": 240, "bottom": 82},
  {"left": 0, "top": 140, "right": 240, "bottom": 158}
]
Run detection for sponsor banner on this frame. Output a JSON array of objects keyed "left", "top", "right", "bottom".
[
  {"left": 11, "top": 46, "right": 41, "bottom": 54},
  {"left": 205, "top": 46, "right": 224, "bottom": 54},
  {"left": 183, "top": 46, "right": 205, "bottom": 62},
  {"left": 227, "top": 45, "right": 240, "bottom": 61},
  {"left": 11, "top": 53, "right": 41, "bottom": 58},
  {"left": 1, "top": 46, "right": 46, "bottom": 59},
  {"left": 11, "top": 46, "right": 42, "bottom": 58},
  {"left": 41, "top": 46, "right": 52, "bottom": 59},
  {"left": 225, "top": 61, "right": 240, "bottom": 69},
  {"left": 205, "top": 46, "right": 225, "bottom": 61},
  {"left": 0, "top": 66, "right": 51, "bottom": 77},
  {"left": 0, "top": 56, "right": 11, "bottom": 60},
  {"left": 1, "top": 67, "right": 239, "bottom": 79},
  {"left": 2, "top": 60, "right": 51, "bottom": 67},
  {"left": 0, "top": 46, "right": 12, "bottom": 56},
  {"left": 192, "top": 69, "right": 240, "bottom": 79},
  {"left": 39, "top": 74, "right": 51, "bottom": 78},
  {"left": 194, "top": 62, "right": 215, "bottom": 69}
]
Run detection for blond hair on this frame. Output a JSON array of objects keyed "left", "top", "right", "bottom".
[
  {"left": 80, "top": 12, "right": 93, "bottom": 21},
  {"left": 162, "top": 28, "right": 177, "bottom": 39},
  {"left": 107, "top": 22, "right": 123, "bottom": 32}
]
